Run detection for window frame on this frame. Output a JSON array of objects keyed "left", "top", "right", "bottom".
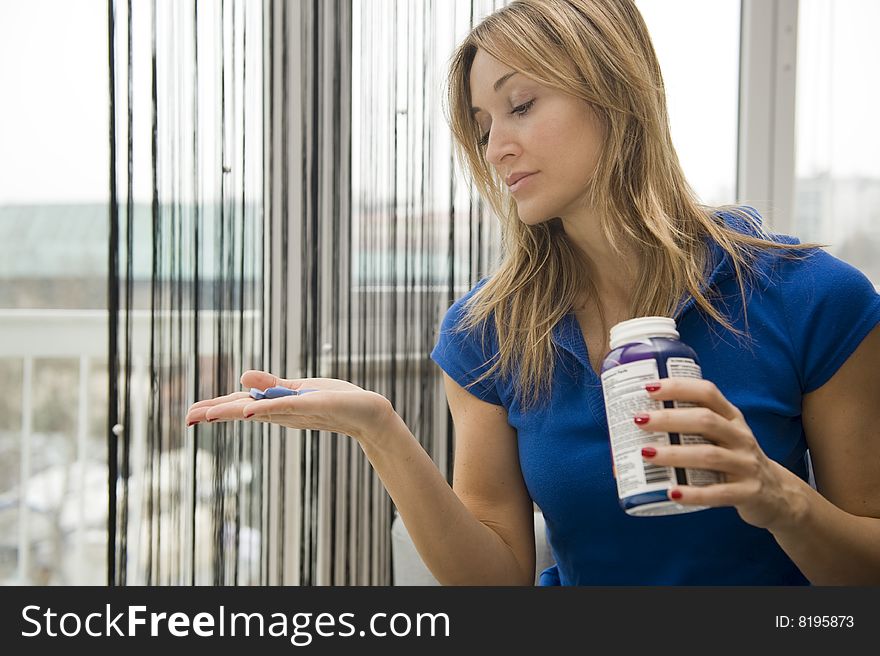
[{"left": 737, "top": 0, "right": 799, "bottom": 234}]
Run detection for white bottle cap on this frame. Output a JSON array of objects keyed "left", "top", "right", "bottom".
[{"left": 609, "top": 316, "right": 679, "bottom": 350}]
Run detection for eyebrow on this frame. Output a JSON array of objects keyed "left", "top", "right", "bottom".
[{"left": 470, "top": 71, "right": 518, "bottom": 115}]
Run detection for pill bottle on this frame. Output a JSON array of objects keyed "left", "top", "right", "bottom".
[{"left": 600, "top": 316, "right": 723, "bottom": 516}]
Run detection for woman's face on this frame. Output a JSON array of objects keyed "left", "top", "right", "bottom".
[{"left": 468, "top": 48, "right": 604, "bottom": 225}]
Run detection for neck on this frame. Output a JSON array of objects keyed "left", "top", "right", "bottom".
[{"left": 558, "top": 213, "right": 641, "bottom": 311}]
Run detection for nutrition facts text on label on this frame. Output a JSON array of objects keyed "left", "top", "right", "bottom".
[{"left": 601, "top": 358, "right": 671, "bottom": 497}]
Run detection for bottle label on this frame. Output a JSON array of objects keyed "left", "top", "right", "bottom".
[
  {"left": 600, "top": 357, "right": 723, "bottom": 501},
  {"left": 664, "top": 358, "right": 723, "bottom": 487},
  {"left": 666, "top": 356, "right": 701, "bottom": 379},
  {"left": 601, "top": 359, "right": 672, "bottom": 499}
]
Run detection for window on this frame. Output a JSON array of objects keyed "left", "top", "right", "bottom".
[
  {"left": 794, "top": 0, "right": 880, "bottom": 284},
  {"left": 636, "top": 0, "right": 742, "bottom": 206},
  {"left": 0, "top": 0, "right": 109, "bottom": 584}
]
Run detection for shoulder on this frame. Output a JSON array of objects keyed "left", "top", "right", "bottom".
[
  {"left": 433, "top": 275, "right": 499, "bottom": 359},
  {"left": 432, "top": 277, "right": 504, "bottom": 405},
  {"left": 735, "top": 222, "right": 880, "bottom": 394},
  {"left": 711, "top": 205, "right": 871, "bottom": 291},
  {"left": 712, "top": 204, "right": 801, "bottom": 246},
  {"left": 438, "top": 277, "right": 493, "bottom": 332},
  {"left": 760, "top": 238, "right": 876, "bottom": 301}
]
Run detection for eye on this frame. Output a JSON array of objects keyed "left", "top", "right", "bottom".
[{"left": 477, "top": 99, "right": 535, "bottom": 149}]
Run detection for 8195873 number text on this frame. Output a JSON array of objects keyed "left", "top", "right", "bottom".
[{"left": 775, "top": 615, "right": 854, "bottom": 629}]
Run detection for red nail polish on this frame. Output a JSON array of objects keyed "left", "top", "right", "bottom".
[
  {"left": 244, "top": 413, "right": 254, "bottom": 419},
  {"left": 641, "top": 446, "right": 656, "bottom": 458},
  {"left": 207, "top": 417, "right": 217, "bottom": 422},
  {"left": 645, "top": 383, "right": 661, "bottom": 392},
  {"left": 633, "top": 414, "right": 650, "bottom": 425},
  {"left": 670, "top": 489, "right": 683, "bottom": 500},
  {"left": 187, "top": 421, "right": 197, "bottom": 427}
]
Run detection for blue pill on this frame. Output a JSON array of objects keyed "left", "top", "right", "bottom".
[
  {"left": 263, "top": 386, "right": 298, "bottom": 399},
  {"left": 249, "top": 386, "right": 320, "bottom": 400}
]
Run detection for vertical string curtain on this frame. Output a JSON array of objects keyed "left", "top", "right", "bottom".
[
  {"left": 109, "top": 0, "right": 265, "bottom": 586},
  {"left": 109, "top": 0, "right": 504, "bottom": 586}
]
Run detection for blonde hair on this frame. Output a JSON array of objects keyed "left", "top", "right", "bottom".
[{"left": 445, "top": 0, "right": 820, "bottom": 410}]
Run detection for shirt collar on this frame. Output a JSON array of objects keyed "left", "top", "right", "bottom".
[{"left": 552, "top": 209, "right": 762, "bottom": 359}]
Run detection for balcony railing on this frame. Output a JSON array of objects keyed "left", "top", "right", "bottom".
[
  {"left": 0, "top": 303, "right": 446, "bottom": 585},
  {"left": 0, "top": 309, "right": 258, "bottom": 585}
]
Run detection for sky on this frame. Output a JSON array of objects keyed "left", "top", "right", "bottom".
[
  {"left": 0, "top": 0, "right": 109, "bottom": 204},
  {"left": 1, "top": 0, "right": 879, "bottom": 207}
]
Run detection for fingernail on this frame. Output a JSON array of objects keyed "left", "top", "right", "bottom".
[
  {"left": 244, "top": 413, "right": 255, "bottom": 419},
  {"left": 207, "top": 417, "right": 217, "bottom": 423},
  {"left": 645, "top": 383, "right": 661, "bottom": 392},
  {"left": 641, "top": 446, "right": 657, "bottom": 458},
  {"left": 670, "top": 489, "right": 683, "bottom": 500},
  {"left": 633, "top": 414, "right": 650, "bottom": 425},
  {"left": 187, "top": 421, "right": 198, "bottom": 427}
]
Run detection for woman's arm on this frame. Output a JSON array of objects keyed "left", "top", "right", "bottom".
[
  {"left": 186, "top": 369, "right": 536, "bottom": 585},
  {"left": 359, "top": 373, "right": 536, "bottom": 586},
  {"left": 765, "top": 324, "right": 880, "bottom": 584},
  {"left": 633, "top": 324, "right": 880, "bottom": 584}
]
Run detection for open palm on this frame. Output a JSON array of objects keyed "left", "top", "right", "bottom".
[{"left": 185, "top": 369, "right": 395, "bottom": 442}]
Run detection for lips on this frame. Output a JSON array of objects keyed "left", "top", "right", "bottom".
[{"left": 505, "top": 171, "right": 537, "bottom": 187}]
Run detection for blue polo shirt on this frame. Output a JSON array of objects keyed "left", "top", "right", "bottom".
[{"left": 430, "top": 209, "right": 880, "bottom": 585}]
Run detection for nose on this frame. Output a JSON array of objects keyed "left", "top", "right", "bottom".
[{"left": 484, "top": 122, "right": 520, "bottom": 167}]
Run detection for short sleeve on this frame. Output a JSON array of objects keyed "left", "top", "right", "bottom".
[
  {"left": 776, "top": 248, "right": 880, "bottom": 393},
  {"left": 430, "top": 281, "right": 504, "bottom": 406}
]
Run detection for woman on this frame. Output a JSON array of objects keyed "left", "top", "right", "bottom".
[{"left": 186, "top": 0, "right": 880, "bottom": 585}]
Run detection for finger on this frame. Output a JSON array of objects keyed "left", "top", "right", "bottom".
[
  {"left": 667, "top": 480, "right": 759, "bottom": 507},
  {"left": 642, "top": 444, "right": 753, "bottom": 477},
  {"left": 187, "top": 398, "right": 251, "bottom": 425},
  {"left": 239, "top": 369, "right": 282, "bottom": 390},
  {"left": 201, "top": 398, "right": 258, "bottom": 423},
  {"left": 189, "top": 392, "right": 250, "bottom": 412},
  {"left": 644, "top": 378, "right": 742, "bottom": 421},
  {"left": 239, "top": 369, "right": 317, "bottom": 392},
  {"left": 634, "top": 406, "right": 745, "bottom": 446}
]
